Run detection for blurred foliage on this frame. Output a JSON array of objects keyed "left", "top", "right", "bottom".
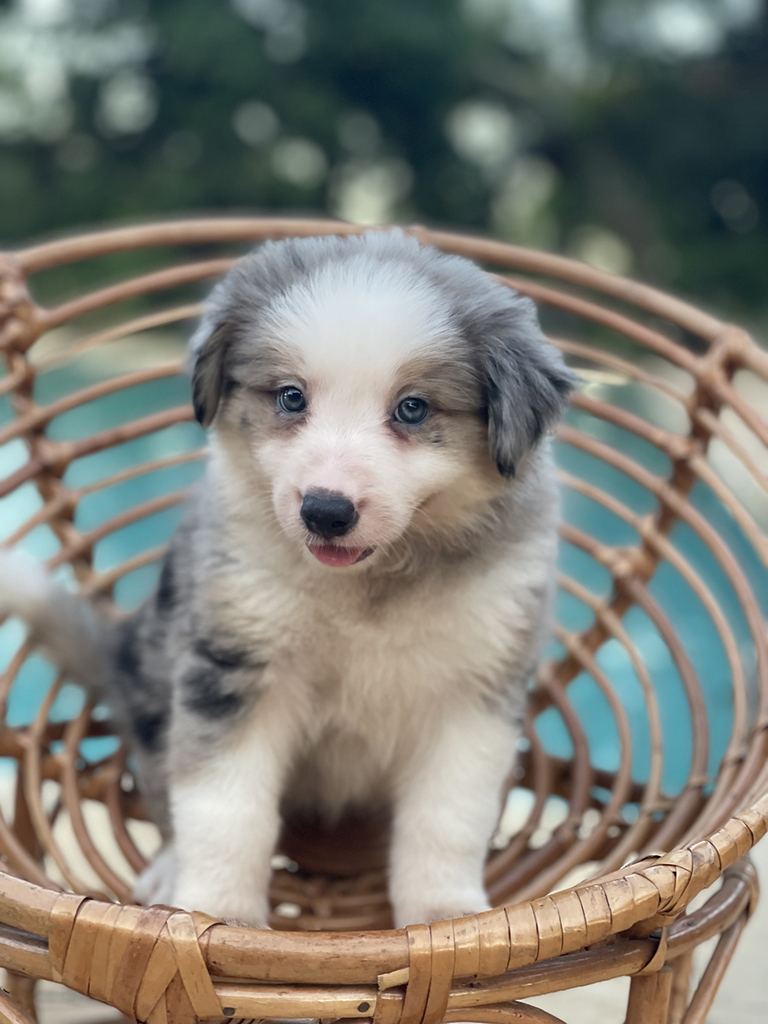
[{"left": 0, "top": 0, "right": 765, "bottom": 323}]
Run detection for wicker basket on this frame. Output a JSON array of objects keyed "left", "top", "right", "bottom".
[{"left": 0, "top": 219, "right": 766, "bottom": 1024}]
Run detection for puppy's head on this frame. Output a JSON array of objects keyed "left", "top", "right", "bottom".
[{"left": 190, "top": 232, "right": 574, "bottom": 568}]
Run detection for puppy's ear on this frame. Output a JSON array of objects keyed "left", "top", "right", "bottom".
[
  {"left": 483, "top": 299, "right": 576, "bottom": 478},
  {"left": 189, "top": 317, "right": 232, "bottom": 429}
]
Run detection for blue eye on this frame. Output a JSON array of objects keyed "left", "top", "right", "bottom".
[
  {"left": 394, "top": 397, "right": 429, "bottom": 425},
  {"left": 277, "top": 386, "right": 306, "bottom": 413}
]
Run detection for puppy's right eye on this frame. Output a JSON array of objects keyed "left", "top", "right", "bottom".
[
  {"left": 394, "top": 396, "right": 429, "bottom": 425},
  {"left": 277, "top": 386, "right": 307, "bottom": 414}
]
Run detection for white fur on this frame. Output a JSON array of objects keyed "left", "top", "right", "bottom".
[{"left": 170, "top": 690, "right": 302, "bottom": 925}]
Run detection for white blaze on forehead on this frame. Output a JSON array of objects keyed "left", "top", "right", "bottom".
[{"left": 263, "top": 259, "right": 457, "bottom": 388}]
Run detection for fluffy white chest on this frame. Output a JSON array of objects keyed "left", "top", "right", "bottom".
[{"left": 225, "top": 550, "right": 543, "bottom": 734}]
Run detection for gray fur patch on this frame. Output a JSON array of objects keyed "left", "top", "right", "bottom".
[
  {"left": 181, "top": 630, "right": 266, "bottom": 721},
  {"left": 114, "top": 623, "right": 141, "bottom": 677},
  {"left": 132, "top": 710, "right": 168, "bottom": 752},
  {"left": 181, "top": 664, "right": 246, "bottom": 719},
  {"left": 476, "top": 306, "right": 575, "bottom": 477},
  {"left": 155, "top": 555, "right": 176, "bottom": 613},
  {"left": 193, "top": 635, "right": 260, "bottom": 671}
]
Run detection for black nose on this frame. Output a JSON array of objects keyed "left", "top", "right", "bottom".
[{"left": 301, "top": 490, "right": 359, "bottom": 539}]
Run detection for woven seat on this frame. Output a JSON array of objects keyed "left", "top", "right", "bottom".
[{"left": 0, "top": 219, "right": 766, "bottom": 1024}]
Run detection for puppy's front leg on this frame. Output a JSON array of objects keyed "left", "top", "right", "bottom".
[
  {"left": 390, "top": 703, "right": 520, "bottom": 928},
  {"left": 169, "top": 703, "right": 299, "bottom": 927}
]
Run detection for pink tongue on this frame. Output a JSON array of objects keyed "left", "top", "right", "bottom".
[{"left": 310, "top": 545, "right": 365, "bottom": 567}]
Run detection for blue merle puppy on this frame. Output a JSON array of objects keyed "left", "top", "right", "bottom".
[{"left": 0, "top": 231, "right": 574, "bottom": 927}]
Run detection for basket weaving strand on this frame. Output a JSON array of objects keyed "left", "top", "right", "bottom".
[{"left": 0, "top": 219, "right": 766, "bottom": 1024}]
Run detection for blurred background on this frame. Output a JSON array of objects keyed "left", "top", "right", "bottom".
[
  {"left": 0, "top": 0, "right": 765, "bottom": 327},
  {"left": 1, "top": 5, "right": 768, "bottom": 1021}
]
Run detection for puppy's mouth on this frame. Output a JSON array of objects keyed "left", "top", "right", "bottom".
[{"left": 307, "top": 543, "right": 374, "bottom": 568}]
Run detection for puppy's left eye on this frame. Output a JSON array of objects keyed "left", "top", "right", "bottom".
[
  {"left": 277, "top": 386, "right": 307, "bottom": 414},
  {"left": 394, "top": 397, "right": 429, "bottom": 425}
]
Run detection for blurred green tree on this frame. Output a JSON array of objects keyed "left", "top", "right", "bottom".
[{"left": 0, "top": 0, "right": 765, "bottom": 320}]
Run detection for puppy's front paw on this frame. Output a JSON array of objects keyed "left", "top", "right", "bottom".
[
  {"left": 393, "top": 889, "right": 491, "bottom": 928},
  {"left": 133, "top": 845, "right": 176, "bottom": 907},
  {"left": 171, "top": 882, "right": 270, "bottom": 929}
]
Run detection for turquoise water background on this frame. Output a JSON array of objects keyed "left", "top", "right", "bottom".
[{"left": 1, "top": 350, "right": 765, "bottom": 807}]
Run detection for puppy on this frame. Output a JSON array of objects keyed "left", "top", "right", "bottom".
[{"left": 0, "top": 231, "right": 574, "bottom": 927}]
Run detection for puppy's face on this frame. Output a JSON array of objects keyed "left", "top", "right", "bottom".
[
  {"left": 191, "top": 234, "right": 574, "bottom": 568},
  {"left": 219, "top": 274, "right": 501, "bottom": 566}
]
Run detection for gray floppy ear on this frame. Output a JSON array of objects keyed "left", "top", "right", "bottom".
[
  {"left": 190, "top": 316, "right": 233, "bottom": 429},
  {"left": 483, "top": 300, "right": 576, "bottom": 478}
]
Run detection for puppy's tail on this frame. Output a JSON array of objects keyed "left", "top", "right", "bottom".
[{"left": 0, "top": 549, "right": 108, "bottom": 694}]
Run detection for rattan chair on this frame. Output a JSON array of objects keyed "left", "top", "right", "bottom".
[{"left": 0, "top": 219, "right": 766, "bottom": 1024}]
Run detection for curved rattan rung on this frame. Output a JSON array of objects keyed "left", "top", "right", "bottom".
[
  {"left": 1, "top": 218, "right": 767, "bottom": 1023},
  {"left": 58, "top": 703, "right": 133, "bottom": 902},
  {"left": 14, "top": 218, "right": 364, "bottom": 272},
  {"left": 13, "top": 219, "right": 731, "bottom": 344},
  {"left": 0, "top": 406, "right": 196, "bottom": 501},
  {"left": 554, "top": 337, "right": 692, "bottom": 403},
  {"left": 45, "top": 488, "right": 190, "bottom": 571},
  {"left": 500, "top": 276, "right": 702, "bottom": 372},
  {"left": 31, "top": 304, "right": 202, "bottom": 371},
  {"left": 38, "top": 260, "right": 234, "bottom": 332},
  {"left": 64, "top": 404, "right": 196, "bottom": 465},
  {"left": 554, "top": 576, "right": 665, "bottom": 871},
  {"left": 0, "top": 637, "right": 35, "bottom": 717},
  {"left": 78, "top": 449, "right": 206, "bottom": 497},
  {"left": 694, "top": 406, "right": 768, "bottom": 497},
  {"left": 21, "top": 674, "right": 93, "bottom": 896},
  {"left": 557, "top": 424, "right": 768, "bottom": 700},
  {"left": 707, "top": 374, "right": 768, "bottom": 450},
  {"left": 3, "top": 451, "right": 204, "bottom": 549},
  {"left": 0, "top": 363, "right": 184, "bottom": 448},
  {"left": 0, "top": 364, "right": 30, "bottom": 399},
  {"left": 81, "top": 545, "right": 170, "bottom": 599},
  {"left": 557, "top": 471, "right": 751, "bottom": 792},
  {"left": 560, "top": 524, "right": 710, "bottom": 800},
  {"left": 688, "top": 452, "right": 768, "bottom": 567},
  {"left": 420, "top": 228, "right": 726, "bottom": 340}
]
